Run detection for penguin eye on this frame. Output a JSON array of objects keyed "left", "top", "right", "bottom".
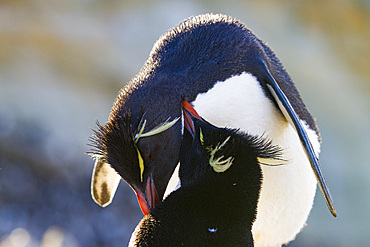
[{"left": 148, "top": 153, "right": 152, "bottom": 161}]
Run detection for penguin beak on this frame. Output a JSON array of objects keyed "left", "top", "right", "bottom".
[
  {"left": 182, "top": 101, "right": 201, "bottom": 135},
  {"left": 134, "top": 101, "right": 202, "bottom": 215},
  {"left": 135, "top": 174, "right": 159, "bottom": 215}
]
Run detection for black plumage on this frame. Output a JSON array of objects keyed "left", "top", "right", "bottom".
[
  {"left": 129, "top": 115, "right": 282, "bottom": 247},
  {"left": 88, "top": 14, "right": 336, "bottom": 246},
  {"left": 89, "top": 13, "right": 321, "bottom": 210}
]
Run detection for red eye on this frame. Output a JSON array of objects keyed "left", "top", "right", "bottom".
[{"left": 148, "top": 153, "right": 152, "bottom": 161}]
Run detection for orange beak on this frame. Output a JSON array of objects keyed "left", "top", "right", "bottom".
[
  {"left": 135, "top": 174, "right": 159, "bottom": 215},
  {"left": 182, "top": 101, "right": 201, "bottom": 134}
]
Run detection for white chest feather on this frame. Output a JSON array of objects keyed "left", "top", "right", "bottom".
[{"left": 191, "top": 72, "right": 320, "bottom": 247}]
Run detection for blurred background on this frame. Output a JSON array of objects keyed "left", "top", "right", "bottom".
[{"left": 0, "top": 0, "right": 369, "bottom": 246}]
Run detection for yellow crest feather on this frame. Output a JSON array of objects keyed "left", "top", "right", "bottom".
[
  {"left": 134, "top": 119, "right": 147, "bottom": 144},
  {"left": 133, "top": 117, "right": 179, "bottom": 182},
  {"left": 199, "top": 128, "right": 204, "bottom": 145},
  {"left": 135, "top": 146, "right": 145, "bottom": 182},
  {"left": 208, "top": 136, "right": 234, "bottom": 173},
  {"left": 134, "top": 117, "right": 179, "bottom": 141}
]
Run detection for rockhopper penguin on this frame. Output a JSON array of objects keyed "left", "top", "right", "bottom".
[
  {"left": 129, "top": 106, "right": 282, "bottom": 247},
  {"left": 88, "top": 14, "right": 336, "bottom": 247}
]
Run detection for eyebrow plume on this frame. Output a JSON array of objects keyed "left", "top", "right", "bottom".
[{"left": 134, "top": 117, "right": 180, "bottom": 141}]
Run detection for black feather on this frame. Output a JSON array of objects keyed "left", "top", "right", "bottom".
[{"left": 129, "top": 117, "right": 283, "bottom": 246}]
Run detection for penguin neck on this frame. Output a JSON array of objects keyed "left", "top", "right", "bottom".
[
  {"left": 193, "top": 174, "right": 260, "bottom": 228},
  {"left": 147, "top": 174, "right": 258, "bottom": 241},
  {"left": 176, "top": 149, "right": 262, "bottom": 229}
]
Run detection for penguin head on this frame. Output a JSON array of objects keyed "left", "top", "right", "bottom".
[
  {"left": 89, "top": 101, "right": 182, "bottom": 214},
  {"left": 180, "top": 103, "right": 284, "bottom": 194},
  {"left": 128, "top": 106, "right": 284, "bottom": 247},
  {"left": 179, "top": 116, "right": 238, "bottom": 188}
]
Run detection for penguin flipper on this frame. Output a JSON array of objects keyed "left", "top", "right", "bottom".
[
  {"left": 91, "top": 158, "right": 120, "bottom": 207},
  {"left": 263, "top": 67, "right": 337, "bottom": 217}
]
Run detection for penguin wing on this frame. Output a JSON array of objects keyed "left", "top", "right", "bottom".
[
  {"left": 263, "top": 65, "right": 337, "bottom": 217},
  {"left": 91, "top": 158, "right": 121, "bottom": 207}
]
